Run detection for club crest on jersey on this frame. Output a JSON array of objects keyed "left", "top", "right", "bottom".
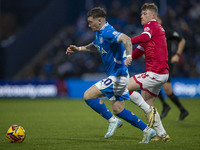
[
  {"left": 100, "top": 37, "right": 103, "bottom": 44},
  {"left": 144, "top": 27, "right": 150, "bottom": 32}
]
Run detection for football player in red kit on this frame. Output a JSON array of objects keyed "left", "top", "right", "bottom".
[{"left": 125, "top": 3, "right": 170, "bottom": 141}]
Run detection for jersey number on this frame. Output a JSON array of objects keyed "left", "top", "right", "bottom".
[
  {"left": 104, "top": 78, "right": 112, "bottom": 86},
  {"left": 141, "top": 73, "right": 149, "bottom": 78}
]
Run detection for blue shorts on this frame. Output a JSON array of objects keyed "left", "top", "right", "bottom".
[{"left": 95, "top": 75, "right": 130, "bottom": 101}]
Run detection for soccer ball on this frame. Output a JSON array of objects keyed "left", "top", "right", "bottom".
[{"left": 6, "top": 125, "right": 26, "bottom": 143}]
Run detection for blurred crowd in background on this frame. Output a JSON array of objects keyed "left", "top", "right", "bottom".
[{"left": 1, "top": 0, "right": 200, "bottom": 81}]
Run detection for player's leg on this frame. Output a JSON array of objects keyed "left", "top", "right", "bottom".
[
  {"left": 141, "top": 90, "right": 170, "bottom": 141},
  {"left": 87, "top": 77, "right": 126, "bottom": 138},
  {"left": 84, "top": 85, "right": 117, "bottom": 124},
  {"left": 158, "top": 91, "right": 171, "bottom": 119},
  {"left": 163, "top": 82, "right": 189, "bottom": 120},
  {"left": 111, "top": 100, "right": 148, "bottom": 130},
  {"left": 103, "top": 75, "right": 156, "bottom": 142},
  {"left": 128, "top": 76, "right": 155, "bottom": 127},
  {"left": 128, "top": 77, "right": 152, "bottom": 115},
  {"left": 111, "top": 100, "right": 156, "bottom": 143}
]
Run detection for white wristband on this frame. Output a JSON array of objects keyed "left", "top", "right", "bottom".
[
  {"left": 127, "top": 55, "right": 131, "bottom": 58},
  {"left": 78, "top": 47, "right": 82, "bottom": 51}
]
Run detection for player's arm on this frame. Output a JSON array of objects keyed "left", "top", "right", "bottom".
[
  {"left": 117, "top": 34, "right": 133, "bottom": 66},
  {"left": 131, "top": 33, "right": 150, "bottom": 45},
  {"left": 132, "top": 45, "right": 145, "bottom": 60},
  {"left": 66, "top": 43, "right": 98, "bottom": 55},
  {"left": 80, "top": 43, "right": 98, "bottom": 52},
  {"left": 171, "top": 38, "right": 186, "bottom": 63}
]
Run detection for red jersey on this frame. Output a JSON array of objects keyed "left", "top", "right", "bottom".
[{"left": 131, "top": 19, "right": 169, "bottom": 74}]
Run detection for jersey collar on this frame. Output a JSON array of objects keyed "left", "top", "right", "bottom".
[
  {"left": 100, "top": 22, "right": 109, "bottom": 31},
  {"left": 146, "top": 19, "right": 157, "bottom": 24},
  {"left": 150, "top": 19, "right": 156, "bottom": 22}
]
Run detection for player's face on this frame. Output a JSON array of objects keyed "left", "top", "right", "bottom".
[
  {"left": 88, "top": 16, "right": 101, "bottom": 32},
  {"left": 141, "top": 9, "right": 155, "bottom": 25}
]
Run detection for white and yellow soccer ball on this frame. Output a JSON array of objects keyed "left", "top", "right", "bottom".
[{"left": 6, "top": 125, "right": 26, "bottom": 143}]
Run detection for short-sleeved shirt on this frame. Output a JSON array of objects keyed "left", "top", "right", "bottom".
[
  {"left": 93, "top": 23, "right": 128, "bottom": 77},
  {"left": 164, "top": 26, "right": 183, "bottom": 62},
  {"left": 93, "top": 23, "right": 129, "bottom": 100}
]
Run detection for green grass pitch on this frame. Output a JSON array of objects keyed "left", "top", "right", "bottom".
[{"left": 0, "top": 98, "right": 199, "bottom": 150}]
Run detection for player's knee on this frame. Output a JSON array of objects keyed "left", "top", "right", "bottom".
[
  {"left": 84, "top": 90, "right": 97, "bottom": 100},
  {"left": 112, "top": 105, "right": 124, "bottom": 115},
  {"left": 83, "top": 91, "right": 89, "bottom": 100},
  {"left": 112, "top": 109, "right": 118, "bottom": 115},
  {"left": 163, "top": 83, "right": 173, "bottom": 95},
  {"left": 164, "top": 88, "right": 172, "bottom": 96}
]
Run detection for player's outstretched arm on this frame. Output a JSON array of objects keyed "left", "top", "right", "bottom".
[
  {"left": 66, "top": 45, "right": 79, "bottom": 55},
  {"left": 118, "top": 34, "right": 133, "bottom": 66},
  {"left": 85, "top": 43, "right": 98, "bottom": 52},
  {"left": 66, "top": 43, "right": 97, "bottom": 55}
]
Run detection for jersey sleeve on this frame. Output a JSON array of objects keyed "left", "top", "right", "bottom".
[
  {"left": 132, "top": 44, "right": 145, "bottom": 60},
  {"left": 131, "top": 22, "right": 154, "bottom": 44},
  {"left": 104, "top": 30, "right": 122, "bottom": 43},
  {"left": 92, "top": 40, "right": 96, "bottom": 45},
  {"left": 141, "top": 23, "right": 154, "bottom": 40},
  {"left": 166, "top": 27, "right": 182, "bottom": 42},
  {"left": 131, "top": 33, "right": 150, "bottom": 44}
]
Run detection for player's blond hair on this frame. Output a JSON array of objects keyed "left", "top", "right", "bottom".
[{"left": 141, "top": 3, "right": 158, "bottom": 16}]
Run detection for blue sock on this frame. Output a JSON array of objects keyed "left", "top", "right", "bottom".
[
  {"left": 116, "top": 108, "right": 147, "bottom": 131},
  {"left": 85, "top": 98, "right": 113, "bottom": 120}
]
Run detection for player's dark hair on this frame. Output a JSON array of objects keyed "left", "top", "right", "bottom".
[
  {"left": 87, "top": 7, "right": 106, "bottom": 19},
  {"left": 141, "top": 3, "right": 158, "bottom": 15}
]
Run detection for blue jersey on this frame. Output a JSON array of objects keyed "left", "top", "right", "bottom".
[{"left": 93, "top": 23, "right": 129, "bottom": 77}]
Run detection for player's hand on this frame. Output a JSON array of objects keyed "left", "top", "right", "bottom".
[
  {"left": 124, "top": 55, "right": 132, "bottom": 67},
  {"left": 66, "top": 45, "right": 79, "bottom": 55},
  {"left": 171, "top": 54, "right": 179, "bottom": 63}
]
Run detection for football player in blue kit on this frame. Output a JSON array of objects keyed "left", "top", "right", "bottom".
[{"left": 66, "top": 7, "right": 155, "bottom": 143}]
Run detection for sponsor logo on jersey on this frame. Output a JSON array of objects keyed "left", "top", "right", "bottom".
[{"left": 101, "top": 48, "right": 107, "bottom": 54}]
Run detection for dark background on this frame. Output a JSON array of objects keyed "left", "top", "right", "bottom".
[{"left": 0, "top": 0, "right": 200, "bottom": 80}]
